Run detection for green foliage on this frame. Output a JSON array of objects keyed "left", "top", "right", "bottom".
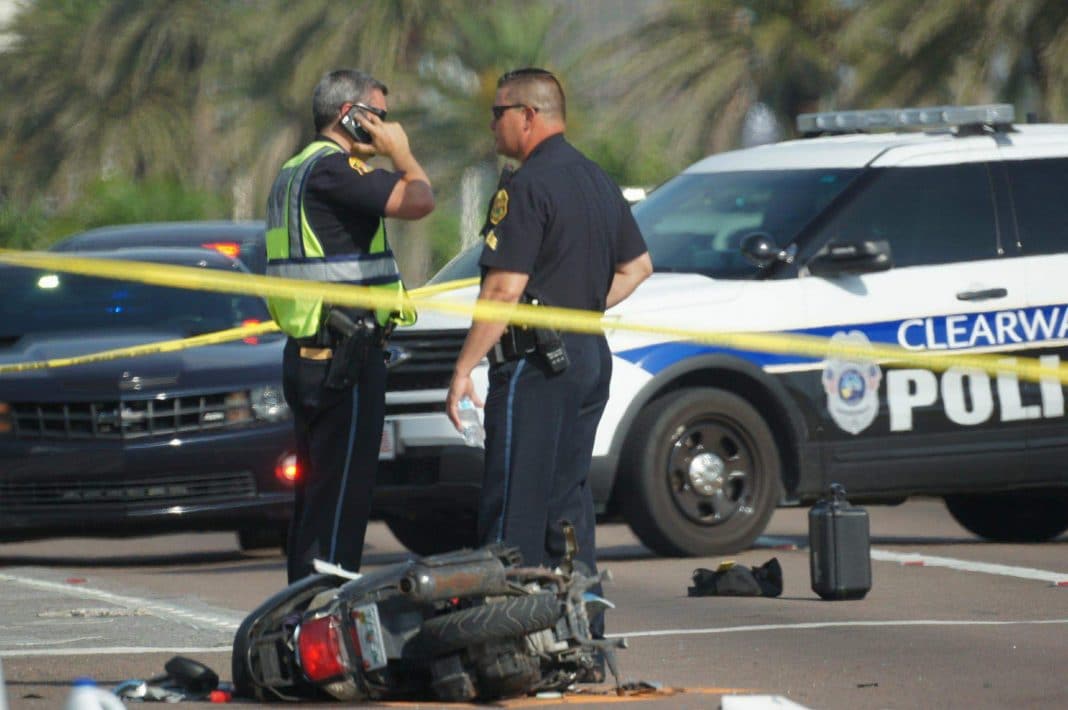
[
  {"left": 0, "top": 178, "right": 229, "bottom": 250},
  {"left": 575, "top": 124, "right": 677, "bottom": 188},
  {"left": 0, "top": 200, "right": 48, "bottom": 251},
  {"left": 425, "top": 206, "right": 464, "bottom": 274},
  {"left": 576, "top": 0, "right": 848, "bottom": 165},
  {"left": 0, "top": 0, "right": 220, "bottom": 207},
  {"left": 6, "top": 0, "right": 1068, "bottom": 275}
]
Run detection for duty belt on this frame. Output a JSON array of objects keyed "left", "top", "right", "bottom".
[{"left": 488, "top": 326, "right": 537, "bottom": 366}]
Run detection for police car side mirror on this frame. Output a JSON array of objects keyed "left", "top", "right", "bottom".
[
  {"left": 740, "top": 232, "right": 794, "bottom": 268},
  {"left": 808, "top": 240, "right": 893, "bottom": 277}
]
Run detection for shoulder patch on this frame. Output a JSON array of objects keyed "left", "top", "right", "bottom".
[
  {"left": 348, "top": 156, "right": 372, "bottom": 175},
  {"left": 485, "top": 229, "right": 498, "bottom": 251},
  {"left": 490, "top": 189, "right": 509, "bottom": 225}
]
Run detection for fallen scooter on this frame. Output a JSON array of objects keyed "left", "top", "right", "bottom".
[{"left": 231, "top": 542, "right": 625, "bottom": 702}]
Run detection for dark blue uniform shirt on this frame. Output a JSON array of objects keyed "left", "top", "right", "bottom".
[
  {"left": 478, "top": 134, "right": 646, "bottom": 311},
  {"left": 302, "top": 135, "right": 400, "bottom": 255}
]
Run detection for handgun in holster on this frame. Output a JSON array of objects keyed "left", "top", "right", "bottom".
[{"left": 322, "top": 308, "right": 378, "bottom": 390}]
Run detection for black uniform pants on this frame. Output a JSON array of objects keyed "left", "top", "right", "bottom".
[
  {"left": 478, "top": 333, "right": 612, "bottom": 621},
  {"left": 282, "top": 337, "right": 386, "bottom": 583}
]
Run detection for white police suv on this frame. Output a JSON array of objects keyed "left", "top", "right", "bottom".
[{"left": 375, "top": 104, "right": 1068, "bottom": 557}]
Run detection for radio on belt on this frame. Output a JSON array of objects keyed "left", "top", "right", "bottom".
[{"left": 809, "top": 483, "right": 871, "bottom": 600}]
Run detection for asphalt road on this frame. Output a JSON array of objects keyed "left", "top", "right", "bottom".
[{"left": 1, "top": 498, "right": 1065, "bottom": 709}]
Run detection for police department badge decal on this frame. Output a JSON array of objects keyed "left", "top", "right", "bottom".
[
  {"left": 490, "top": 189, "right": 509, "bottom": 225},
  {"left": 822, "top": 330, "right": 882, "bottom": 435},
  {"left": 348, "top": 156, "right": 371, "bottom": 174}
]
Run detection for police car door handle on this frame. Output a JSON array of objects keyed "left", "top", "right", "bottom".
[{"left": 956, "top": 287, "right": 1008, "bottom": 301}]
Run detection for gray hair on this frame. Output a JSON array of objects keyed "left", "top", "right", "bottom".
[{"left": 312, "top": 69, "right": 388, "bottom": 131}]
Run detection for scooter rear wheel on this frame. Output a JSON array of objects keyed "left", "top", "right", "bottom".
[{"left": 418, "top": 592, "right": 561, "bottom": 656}]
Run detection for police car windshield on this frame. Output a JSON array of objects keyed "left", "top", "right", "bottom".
[
  {"left": 0, "top": 267, "right": 271, "bottom": 339},
  {"left": 427, "top": 244, "right": 482, "bottom": 285},
  {"left": 632, "top": 169, "right": 861, "bottom": 279}
]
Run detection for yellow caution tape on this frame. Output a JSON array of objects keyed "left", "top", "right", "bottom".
[
  {"left": 0, "top": 274, "right": 478, "bottom": 373},
  {"left": 408, "top": 276, "right": 480, "bottom": 297},
  {"left": 0, "top": 248, "right": 1066, "bottom": 384},
  {"left": 0, "top": 321, "right": 281, "bottom": 373}
]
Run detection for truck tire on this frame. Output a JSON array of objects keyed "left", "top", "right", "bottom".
[
  {"left": 620, "top": 387, "right": 782, "bottom": 557},
  {"left": 418, "top": 592, "right": 561, "bottom": 656},
  {"left": 945, "top": 489, "right": 1068, "bottom": 542},
  {"left": 384, "top": 512, "right": 478, "bottom": 556}
]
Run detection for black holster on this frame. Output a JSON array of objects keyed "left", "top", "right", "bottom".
[
  {"left": 322, "top": 309, "right": 379, "bottom": 390},
  {"left": 487, "top": 295, "right": 568, "bottom": 373}
]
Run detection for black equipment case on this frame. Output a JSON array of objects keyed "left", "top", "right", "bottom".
[{"left": 808, "top": 483, "right": 871, "bottom": 600}]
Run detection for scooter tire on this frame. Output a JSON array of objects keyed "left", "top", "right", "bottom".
[{"left": 418, "top": 592, "right": 561, "bottom": 656}]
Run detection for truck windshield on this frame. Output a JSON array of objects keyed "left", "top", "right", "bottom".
[{"left": 632, "top": 169, "right": 861, "bottom": 279}]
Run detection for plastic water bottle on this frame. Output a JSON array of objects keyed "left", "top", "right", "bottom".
[
  {"left": 63, "top": 678, "right": 126, "bottom": 710},
  {"left": 457, "top": 396, "right": 485, "bottom": 447}
]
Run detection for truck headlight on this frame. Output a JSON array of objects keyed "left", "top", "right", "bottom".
[{"left": 251, "top": 385, "right": 290, "bottom": 422}]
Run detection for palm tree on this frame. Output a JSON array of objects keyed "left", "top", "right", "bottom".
[
  {"left": 0, "top": 0, "right": 220, "bottom": 207},
  {"left": 839, "top": 0, "right": 1068, "bottom": 121},
  {"left": 410, "top": 0, "right": 561, "bottom": 248},
  {"left": 208, "top": 0, "right": 434, "bottom": 217},
  {"left": 577, "top": 0, "right": 848, "bottom": 169}
]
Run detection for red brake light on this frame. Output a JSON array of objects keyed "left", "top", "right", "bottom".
[
  {"left": 276, "top": 453, "right": 300, "bottom": 484},
  {"left": 241, "top": 319, "right": 261, "bottom": 345},
  {"left": 201, "top": 241, "right": 241, "bottom": 259},
  {"left": 297, "top": 615, "right": 347, "bottom": 682}
]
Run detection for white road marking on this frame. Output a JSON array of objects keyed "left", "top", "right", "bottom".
[
  {"left": 870, "top": 549, "right": 1068, "bottom": 585},
  {"left": 0, "top": 646, "right": 232, "bottom": 658},
  {"left": 722, "top": 695, "right": 813, "bottom": 710},
  {"left": 611, "top": 618, "right": 1068, "bottom": 639},
  {"left": 0, "top": 572, "right": 242, "bottom": 632}
]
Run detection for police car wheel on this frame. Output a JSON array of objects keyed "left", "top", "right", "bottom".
[
  {"left": 621, "top": 387, "right": 781, "bottom": 557},
  {"left": 384, "top": 512, "right": 478, "bottom": 556},
  {"left": 944, "top": 489, "right": 1068, "bottom": 542}
]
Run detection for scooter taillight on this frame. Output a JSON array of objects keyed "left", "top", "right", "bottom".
[{"left": 297, "top": 615, "right": 347, "bottom": 682}]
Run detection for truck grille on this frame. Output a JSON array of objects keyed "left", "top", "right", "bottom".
[
  {"left": 8, "top": 390, "right": 256, "bottom": 441},
  {"left": 386, "top": 330, "right": 467, "bottom": 391},
  {"left": 0, "top": 471, "right": 257, "bottom": 510}
]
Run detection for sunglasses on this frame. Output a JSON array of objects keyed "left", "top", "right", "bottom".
[
  {"left": 491, "top": 104, "right": 537, "bottom": 120},
  {"left": 353, "top": 102, "right": 387, "bottom": 121}
]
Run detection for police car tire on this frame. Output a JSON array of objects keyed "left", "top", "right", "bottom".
[
  {"left": 621, "top": 387, "right": 782, "bottom": 557},
  {"left": 384, "top": 512, "right": 478, "bottom": 556},
  {"left": 944, "top": 490, "right": 1068, "bottom": 543}
]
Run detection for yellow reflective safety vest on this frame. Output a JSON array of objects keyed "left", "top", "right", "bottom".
[{"left": 264, "top": 140, "right": 416, "bottom": 338}]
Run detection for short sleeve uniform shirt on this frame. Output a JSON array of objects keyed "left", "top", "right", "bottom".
[
  {"left": 479, "top": 134, "right": 647, "bottom": 312},
  {"left": 302, "top": 136, "right": 401, "bottom": 255}
]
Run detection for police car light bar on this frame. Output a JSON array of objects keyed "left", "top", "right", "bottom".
[{"left": 797, "top": 104, "right": 1015, "bottom": 134}]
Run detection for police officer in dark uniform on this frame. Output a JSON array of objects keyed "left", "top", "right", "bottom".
[
  {"left": 265, "top": 69, "right": 433, "bottom": 582},
  {"left": 446, "top": 68, "right": 652, "bottom": 643}
]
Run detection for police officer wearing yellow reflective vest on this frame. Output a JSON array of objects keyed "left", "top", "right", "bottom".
[
  {"left": 446, "top": 68, "right": 652, "bottom": 648},
  {"left": 266, "top": 69, "right": 433, "bottom": 582}
]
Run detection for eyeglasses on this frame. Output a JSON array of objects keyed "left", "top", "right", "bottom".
[
  {"left": 491, "top": 104, "right": 536, "bottom": 120},
  {"left": 353, "top": 102, "right": 387, "bottom": 121}
]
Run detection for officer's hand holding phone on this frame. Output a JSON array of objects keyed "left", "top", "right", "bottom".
[{"left": 342, "top": 103, "right": 413, "bottom": 161}]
